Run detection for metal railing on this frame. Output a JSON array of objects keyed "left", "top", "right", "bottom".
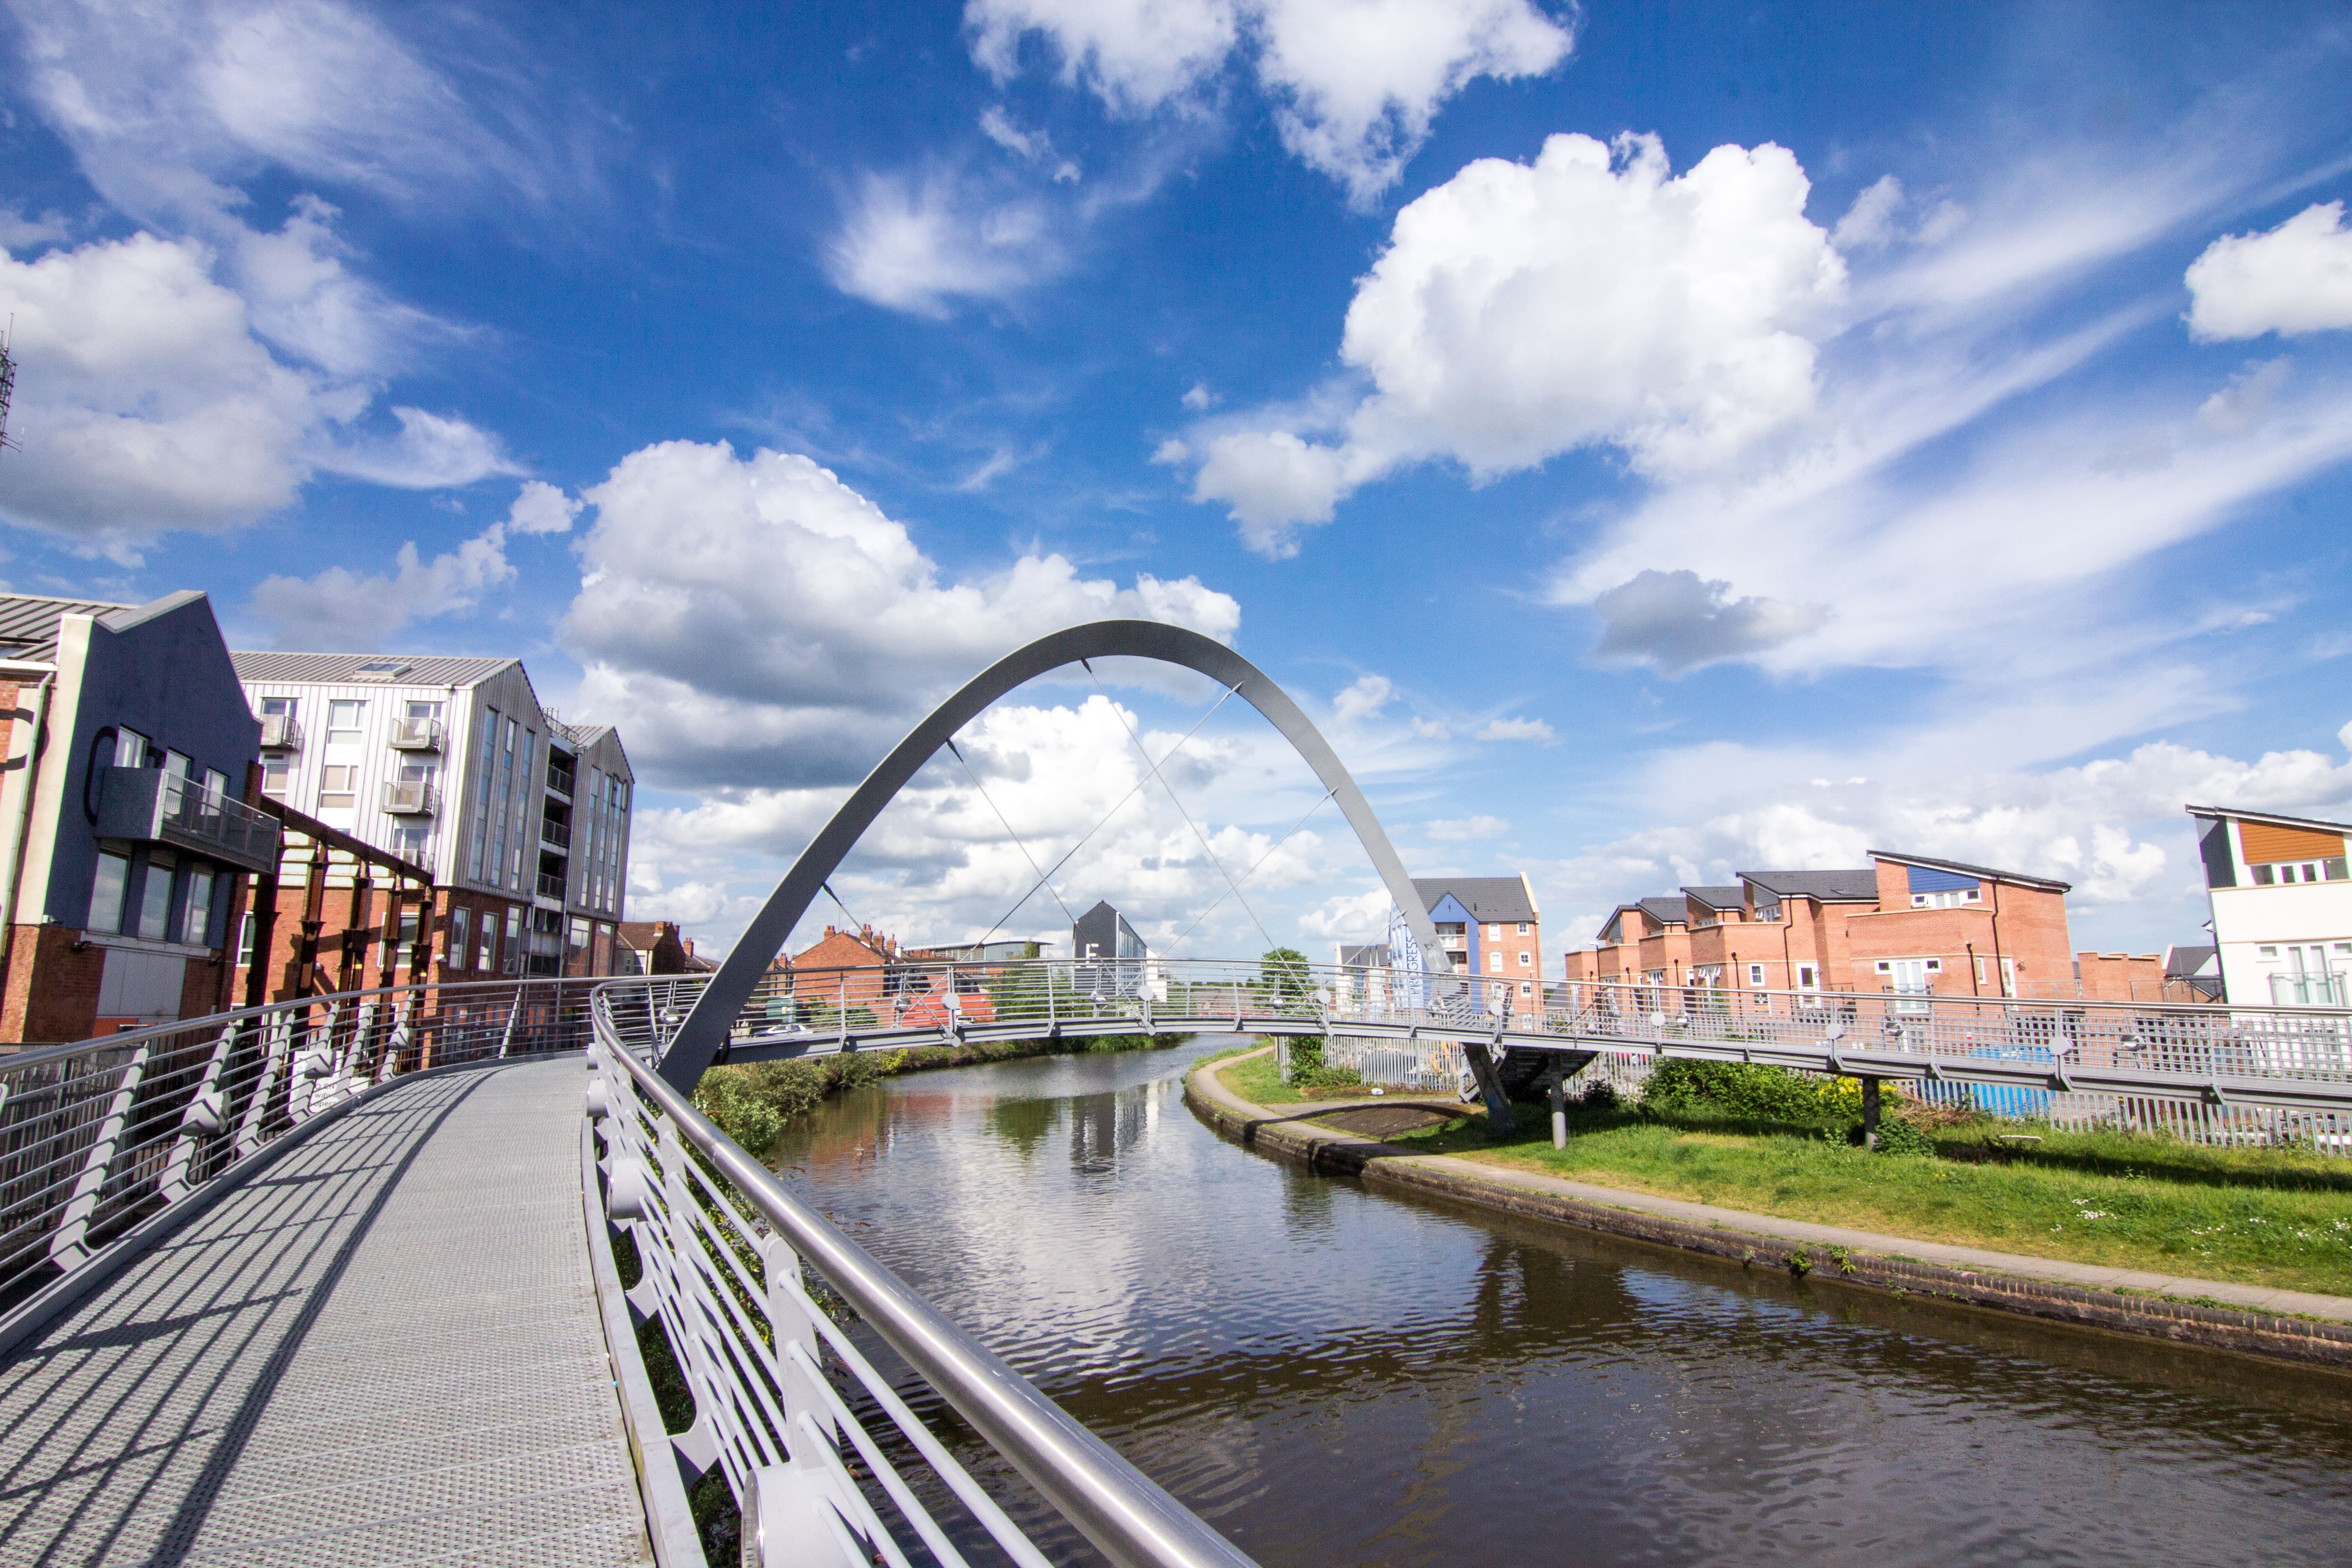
[
  {"left": 389, "top": 716, "right": 442, "bottom": 750},
  {"left": 382, "top": 779, "right": 438, "bottom": 815},
  {"left": 587, "top": 990, "right": 1256, "bottom": 1568},
  {"left": 0, "top": 977, "right": 604, "bottom": 1316},
  {"left": 93, "top": 767, "right": 282, "bottom": 873}
]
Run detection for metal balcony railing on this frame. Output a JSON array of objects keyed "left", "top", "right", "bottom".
[
  {"left": 536, "top": 872, "right": 567, "bottom": 902},
  {"left": 544, "top": 761, "right": 574, "bottom": 799},
  {"left": 94, "top": 768, "right": 280, "bottom": 873},
  {"left": 388, "top": 717, "right": 442, "bottom": 751},
  {"left": 258, "top": 713, "right": 299, "bottom": 749},
  {"left": 539, "top": 818, "right": 570, "bottom": 849},
  {"left": 382, "top": 780, "right": 437, "bottom": 815}
]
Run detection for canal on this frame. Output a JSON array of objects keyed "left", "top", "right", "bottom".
[{"left": 770, "top": 1043, "right": 2352, "bottom": 1567}]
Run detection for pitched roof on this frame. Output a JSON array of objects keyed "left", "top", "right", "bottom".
[
  {"left": 1636, "top": 895, "right": 1690, "bottom": 926},
  {"left": 230, "top": 651, "right": 519, "bottom": 687},
  {"left": 0, "top": 591, "right": 142, "bottom": 662},
  {"left": 1412, "top": 875, "right": 1537, "bottom": 922},
  {"left": 1740, "top": 868, "right": 1881, "bottom": 902},
  {"left": 1867, "top": 849, "right": 2071, "bottom": 894},
  {"left": 1681, "top": 885, "right": 1746, "bottom": 912},
  {"left": 2164, "top": 944, "right": 2218, "bottom": 978},
  {"left": 2183, "top": 804, "right": 2352, "bottom": 836}
]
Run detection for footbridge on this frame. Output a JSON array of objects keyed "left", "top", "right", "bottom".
[{"left": 0, "top": 619, "right": 2347, "bottom": 1567}]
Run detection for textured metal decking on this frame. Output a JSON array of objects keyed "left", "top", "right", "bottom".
[{"left": 0, "top": 1057, "right": 652, "bottom": 1567}]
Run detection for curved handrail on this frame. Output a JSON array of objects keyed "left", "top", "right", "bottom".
[{"left": 591, "top": 995, "right": 1259, "bottom": 1568}]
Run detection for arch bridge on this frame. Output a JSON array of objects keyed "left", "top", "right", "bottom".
[{"left": 0, "top": 621, "right": 2342, "bottom": 1568}]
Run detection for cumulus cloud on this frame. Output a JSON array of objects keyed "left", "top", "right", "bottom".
[
  {"left": 2185, "top": 201, "right": 2352, "bottom": 341},
  {"left": 826, "top": 169, "right": 1060, "bottom": 316},
  {"left": 1182, "top": 132, "right": 1847, "bottom": 554},
  {"left": 1425, "top": 813, "right": 1507, "bottom": 840},
  {"left": 965, "top": 0, "right": 1571, "bottom": 202},
  {"left": 245, "top": 522, "right": 514, "bottom": 648},
  {"left": 313, "top": 406, "right": 522, "bottom": 489},
  {"left": 1590, "top": 568, "right": 1830, "bottom": 675},
  {"left": 1475, "top": 716, "right": 1553, "bottom": 742},
  {"left": 505, "top": 480, "right": 583, "bottom": 535},
  {"left": 559, "top": 440, "right": 1242, "bottom": 790}
]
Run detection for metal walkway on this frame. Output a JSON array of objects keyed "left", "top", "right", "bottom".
[{"left": 0, "top": 1056, "right": 650, "bottom": 1568}]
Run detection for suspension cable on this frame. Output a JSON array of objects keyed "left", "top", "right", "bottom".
[
  {"left": 946, "top": 738, "right": 1078, "bottom": 930},
  {"left": 1084, "top": 660, "right": 1279, "bottom": 956},
  {"left": 967, "top": 678, "right": 1244, "bottom": 949},
  {"left": 1161, "top": 787, "right": 1336, "bottom": 956}
]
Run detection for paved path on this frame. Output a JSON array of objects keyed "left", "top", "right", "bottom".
[
  {"left": 0, "top": 1056, "right": 651, "bottom": 1568},
  {"left": 1194, "top": 1052, "right": 2352, "bottom": 1325}
]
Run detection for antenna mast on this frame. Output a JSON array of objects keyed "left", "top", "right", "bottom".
[{"left": 0, "top": 318, "right": 17, "bottom": 454}]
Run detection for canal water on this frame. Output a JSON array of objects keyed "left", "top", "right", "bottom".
[{"left": 769, "top": 1043, "right": 2352, "bottom": 1567}]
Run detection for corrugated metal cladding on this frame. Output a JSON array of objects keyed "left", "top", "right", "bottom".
[
  {"left": 230, "top": 652, "right": 516, "bottom": 687},
  {"left": 1906, "top": 864, "right": 1979, "bottom": 893},
  {"left": 2239, "top": 821, "right": 2347, "bottom": 864},
  {"left": 0, "top": 593, "right": 135, "bottom": 661}
]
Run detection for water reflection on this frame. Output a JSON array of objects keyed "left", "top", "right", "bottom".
[{"left": 770, "top": 1044, "right": 2352, "bottom": 1568}]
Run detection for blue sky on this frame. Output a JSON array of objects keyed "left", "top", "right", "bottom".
[{"left": 1, "top": 0, "right": 2350, "bottom": 965}]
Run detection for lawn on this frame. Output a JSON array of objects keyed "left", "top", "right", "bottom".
[
  {"left": 1375, "top": 1103, "right": 2352, "bottom": 1298},
  {"left": 1213, "top": 1046, "right": 1383, "bottom": 1107}
]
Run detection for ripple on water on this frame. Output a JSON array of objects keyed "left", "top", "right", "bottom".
[{"left": 770, "top": 1045, "right": 2352, "bottom": 1568}]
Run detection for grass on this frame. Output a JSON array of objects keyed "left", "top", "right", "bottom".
[
  {"left": 1213, "top": 1045, "right": 1381, "bottom": 1107},
  {"left": 1369, "top": 1100, "right": 2352, "bottom": 1298}
]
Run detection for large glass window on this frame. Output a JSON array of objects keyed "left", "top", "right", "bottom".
[
  {"left": 503, "top": 905, "right": 522, "bottom": 971},
  {"left": 113, "top": 728, "right": 150, "bottom": 769},
  {"left": 318, "top": 765, "right": 357, "bottom": 810},
  {"left": 326, "top": 700, "right": 364, "bottom": 745},
  {"left": 183, "top": 867, "right": 216, "bottom": 946},
  {"left": 261, "top": 757, "right": 291, "bottom": 798},
  {"left": 478, "top": 905, "right": 498, "bottom": 971},
  {"left": 89, "top": 852, "right": 129, "bottom": 934},
  {"left": 450, "top": 906, "right": 472, "bottom": 971},
  {"left": 137, "top": 855, "right": 175, "bottom": 941}
]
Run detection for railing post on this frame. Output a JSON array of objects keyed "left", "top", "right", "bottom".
[
  {"left": 49, "top": 1039, "right": 155, "bottom": 1268},
  {"left": 236, "top": 1010, "right": 294, "bottom": 1156},
  {"left": 377, "top": 996, "right": 412, "bottom": 1083},
  {"left": 159, "top": 1025, "right": 237, "bottom": 1203},
  {"left": 497, "top": 985, "right": 523, "bottom": 1058},
  {"left": 838, "top": 973, "right": 847, "bottom": 1051}
]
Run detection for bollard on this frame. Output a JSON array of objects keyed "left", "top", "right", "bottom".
[
  {"left": 1861, "top": 1076, "right": 1881, "bottom": 1151},
  {"left": 1549, "top": 1073, "right": 1567, "bottom": 1150}
]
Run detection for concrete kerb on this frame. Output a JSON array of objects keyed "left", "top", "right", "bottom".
[
  {"left": 0, "top": 1051, "right": 526, "bottom": 1364},
  {"left": 1183, "top": 1046, "right": 2352, "bottom": 1371}
]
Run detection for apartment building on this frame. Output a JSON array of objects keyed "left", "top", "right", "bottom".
[
  {"left": 233, "top": 654, "right": 634, "bottom": 981},
  {"left": 0, "top": 592, "right": 273, "bottom": 1043},
  {"left": 2186, "top": 804, "right": 2352, "bottom": 1006},
  {"left": 1560, "top": 851, "right": 2077, "bottom": 1001},
  {"left": 1404, "top": 876, "right": 1544, "bottom": 1002}
]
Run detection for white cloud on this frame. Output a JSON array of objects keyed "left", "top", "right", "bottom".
[
  {"left": 2185, "top": 201, "right": 2352, "bottom": 341},
  {"left": 0, "top": 232, "right": 320, "bottom": 549},
  {"left": 979, "top": 105, "right": 1080, "bottom": 181},
  {"left": 559, "top": 439, "right": 1242, "bottom": 789},
  {"left": 0, "top": 206, "right": 72, "bottom": 250},
  {"left": 1184, "top": 132, "right": 1847, "bottom": 554},
  {"left": 1475, "top": 716, "right": 1553, "bottom": 742},
  {"left": 312, "top": 406, "right": 522, "bottom": 490},
  {"left": 1590, "top": 568, "right": 1829, "bottom": 674},
  {"left": 1425, "top": 813, "right": 1507, "bottom": 840},
  {"left": 826, "top": 169, "right": 1060, "bottom": 316},
  {"left": 1832, "top": 174, "right": 1906, "bottom": 250},
  {"left": 229, "top": 195, "right": 453, "bottom": 379},
  {"left": 1181, "top": 381, "right": 1215, "bottom": 410},
  {"left": 245, "top": 521, "right": 514, "bottom": 648},
  {"left": 505, "top": 479, "right": 583, "bottom": 536},
  {"left": 1330, "top": 672, "right": 1392, "bottom": 725},
  {"left": 965, "top": 0, "right": 1572, "bottom": 202}
]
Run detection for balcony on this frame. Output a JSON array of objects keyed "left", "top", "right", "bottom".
[
  {"left": 258, "top": 713, "right": 299, "bottom": 750},
  {"left": 388, "top": 717, "right": 442, "bottom": 751},
  {"left": 539, "top": 818, "right": 571, "bottom": 850},
  {"left": 544, "top": 761, "right": 574, "bottom": 800},
  {"left": 382, "top": 780, "right": 438, "bottom": 815},
  {"left": 536, "top": 872, "right": 568, "bottom": 902},
  {"left": 94, "top": 768, "right": 280, "bottom": 874}
]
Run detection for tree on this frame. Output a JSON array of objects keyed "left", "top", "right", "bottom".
[{"left": 1258, "top": 946, "right": 1312, "bottom": 1006}]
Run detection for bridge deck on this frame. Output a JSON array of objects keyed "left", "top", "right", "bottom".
[{"left": 0, "top": 1056, "right": 651, "bottom": 1568}]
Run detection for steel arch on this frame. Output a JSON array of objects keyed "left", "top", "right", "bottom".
[{"left": 659, "top": 619, "right": 1511, "bottom": 1120}]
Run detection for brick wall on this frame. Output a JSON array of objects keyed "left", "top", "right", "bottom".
[
  {"left": 2077, "top": 951, "right": 2164, "bottom": 1002},
  {"left": 1, "top": 924, "right": 105, "bottom": 1044}
]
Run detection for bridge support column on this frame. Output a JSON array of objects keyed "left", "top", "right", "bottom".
[
  {"left": 1548, "top": 1073, "right": 1567, "bottom": 1150},
  {"left": 1861, "top": 1077, "right": 1881, "bottom": 1150},
  {"left": 1463, "top": 1044, "right": 1516, "bottom": 1137}
]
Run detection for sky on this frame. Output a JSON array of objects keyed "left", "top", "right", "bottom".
[{"left": 0, "top": 0, "right": 2350, "bottom": 968}]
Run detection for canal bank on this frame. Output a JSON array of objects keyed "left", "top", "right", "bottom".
[{"left": 1185, "top": 1046, "right": 2352, "bottom": 1368}]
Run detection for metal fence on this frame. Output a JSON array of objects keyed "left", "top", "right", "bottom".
[
  {"left": 0, "top": 977, "right": 605, "bottom": 1315},
  {"left": 588, "top": 990, "right": 1257, "bottom": 1568}
]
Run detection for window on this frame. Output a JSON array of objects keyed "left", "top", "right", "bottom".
[
  {"left": 1748, "top": 963, "right": 1765, "bottom": 986},
  {"left": 2000, "top": 957, "right": 2016, "bottom": 996},
  {"left": 1519, "top": 981, "right": 1533, "bottom": 997},
  {"left": 451, "top": 906, "right": 472, "bottom": 970},
  {"left": 203, "top": 767, "right": 229, "bottom": 802},
  {"left": 259, "top": 696, "right": 296, "bottom": 719},
  {"left": 405, "top": 700, "right": 444, "bottom": 722},
  {"left": 183, "top": 867, "right": 216, "bottom": 946},
  {"left": 261, "top": 757, "right": 291, "bottom": 798},
  {"left": 2254, "top": 859, "right": 2347, "bottom": 885},
  {"left": 318, "top": 765, "right": 357, "bottom": 810},
  {"left": 1911, "top": 889, "right": 1982, "bottom": 909},
  {"left": 113, "top": 728, "right": 150, "bottom": 769},
  {"left": 1518, "top": 922, "right": 1529, "bottom": 936},
  {"left": 326, "top": 700, "right": 364, "bottom": 744},
  {"left": 137, "top": 855, "right": 175, "bottom": 941},
  {"left": 1519, "top": 950, "right": 1532, "bottom": 967},
  {"left": 1489, "top": 953, "right": 1503, "bottom": 972},
  {"left": 1757, "top": 899, "right": 1783, "bottom": 923},
  {"left": 504, "top": 906, "right": 522, "bottom": 971},
  {"left": 89, "top": 852, "right": 129, "bottom": 934},
  {"left": 1796, "top": 963, "right": 1819, "bottom": 994},
  {"left": 478, "top": 906, "right": 498, "bottom": 971},
  {"left": 236, "top": 910, "right": 256, "bottom": 968}
]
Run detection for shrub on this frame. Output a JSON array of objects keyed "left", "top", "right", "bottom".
[
  {"left": 1640, "top": 1059, "right": 1864, "bottom": 1127},
  {"left": 1579, "top": 1080, "right": 1621, "bottom": 1110},
  {"left": 1871, "top": 1116, "right": 1937, "bottom": 1156}
]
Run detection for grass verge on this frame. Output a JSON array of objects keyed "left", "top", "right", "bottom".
[
  {"left": 1213, "top": 1045, "right": 1387, "bottom": 1107},
  {"left": 1372, "top": 1101, "right": 2352, "bottom": 1298}
]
